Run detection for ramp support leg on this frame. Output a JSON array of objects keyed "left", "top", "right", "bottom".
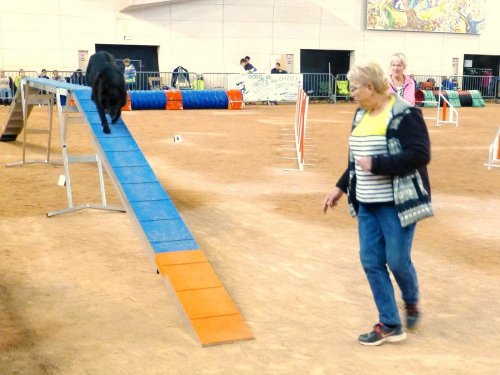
[{"left": 47, "top": 90, "right": 125, "bottom": 217}]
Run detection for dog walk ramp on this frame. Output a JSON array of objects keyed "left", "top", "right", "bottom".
[{"left": 70, "top": 88, "right": 253, "bottom": 346}]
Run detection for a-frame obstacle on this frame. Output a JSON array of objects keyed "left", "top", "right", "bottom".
[{"left": 3, "top": 78, "right": 253, "bottom": 346}]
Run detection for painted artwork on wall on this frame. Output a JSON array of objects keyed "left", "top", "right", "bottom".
[{"left": 366, "top": 0, "right": 486, "bottom": 34}]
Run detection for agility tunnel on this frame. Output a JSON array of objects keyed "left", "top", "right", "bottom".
[
  {"left": 126, "top": 89, "right": 242, "bottom": 110},
  {"left": 415, "top": 89, "right": 485, "bottom": 107},
  {"left": 4, "top": 78, "right": 253, "bottom": 346}
]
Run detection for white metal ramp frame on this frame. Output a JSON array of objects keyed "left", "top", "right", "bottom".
[
  {"left": 5, "top": 83, "right": 58, "bottom": 166},
  {"left": 16, "top": 78, "right": 124, "bottom": 217}
]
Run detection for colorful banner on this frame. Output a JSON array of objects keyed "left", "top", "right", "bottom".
[{"left": 366, "top": 0, "right": 485, "bottom": 34}]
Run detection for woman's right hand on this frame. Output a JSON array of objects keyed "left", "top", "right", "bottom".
[{"left": 322, "top": 187, "right": 345, "bottom": 214}]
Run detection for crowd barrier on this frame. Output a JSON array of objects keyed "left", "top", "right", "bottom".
[{"left": 1, "top": 70, "right": 497, "bottom": 104}]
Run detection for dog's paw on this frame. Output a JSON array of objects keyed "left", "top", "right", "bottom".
[{"left": 103, "top": 125, "right": 111, "bottom": 134}]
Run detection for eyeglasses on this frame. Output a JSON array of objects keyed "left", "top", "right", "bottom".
[{"left": 350, "top": 84, "right": 366, "bottom": 93}]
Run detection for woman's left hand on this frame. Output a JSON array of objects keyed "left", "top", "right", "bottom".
[{"left": 356, "top": 156, "right": 372, "bottom": 172}]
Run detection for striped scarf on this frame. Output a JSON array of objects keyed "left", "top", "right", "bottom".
[{"left": 346, "top": 99, "right": 433, "bottom": 227}]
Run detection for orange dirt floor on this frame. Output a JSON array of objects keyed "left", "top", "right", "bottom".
[{"left": 1, "top": 102, "right": 500, "bottom": 375}]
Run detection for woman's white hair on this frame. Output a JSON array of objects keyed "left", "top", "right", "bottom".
[
  {"left": 347, "top": 62, "right": 389, "bottom": 94},
  {"left": 390, "top": 52, "right": 407, "bottom": 69}
]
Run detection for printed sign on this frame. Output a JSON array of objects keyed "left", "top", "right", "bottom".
[{"left": 228, "top": 74, "right": 303, "bottom": 102}]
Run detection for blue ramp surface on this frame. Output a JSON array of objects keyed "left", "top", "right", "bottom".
[{"left": 72, "top": 88, "right": 198, "bottom": 253}]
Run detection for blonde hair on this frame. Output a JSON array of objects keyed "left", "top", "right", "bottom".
[
  {"left": 390, "top": 52, "right": 407, "bottom": 69},
  {"left": 123, "top": 58, "right": 131, "bottom": 65},
  {"left": 347, "top": 62, "right": 389, "bottom": 94}
]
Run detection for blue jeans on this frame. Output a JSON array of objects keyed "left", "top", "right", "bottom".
[
  {"left": 0, "top": 87, "right": 12, "bottom": 100},
  {"left": 358, "top": 203, "right": 419, "bottom": 326}
]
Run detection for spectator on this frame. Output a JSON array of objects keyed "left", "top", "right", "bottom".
[
  {"left": 70, "top": 69, "right": 85, "bottom": 85},
  {"left": 0, "top": 70, "right": 13, "bottom": 105},
  {"left": 14, "top": 69, "right": 26, "bottom": 94},
  {"left": 123, "top": 58, "right": 136, "bottom": 90},
  {"left": 270, "top": 62, "right": 287, "bottom": 105},
  {"left": 425, "top": 77, "right": 436, "bottom": 89},
  {"left": 52, "top": 70, "right": 64, "bottom": 82},
  {"left": 39, "top": 69, "right": 49, "bottom": 79},
  {"left": 240, "top": 58, "right": 257, "bottom": 73},
  {"left": 441, "top": 76, "right": 455, "bottom": 90},
  {"left": 388, "top": 52, "right": 415, "bottom": 105},
  {"left": 38, "top": 69, "right": 50, "bottom": 95},
  {"left": 323, "top": 61, "right": 432, "bottom": 346},
  {"left": 271, "top": 62, "right": 287, "bottom": 74}
]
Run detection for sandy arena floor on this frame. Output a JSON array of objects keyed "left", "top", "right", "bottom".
[{"left": 1, "top": 101, "right": 500, "bottom": 375}]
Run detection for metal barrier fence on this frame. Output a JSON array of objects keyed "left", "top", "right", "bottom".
[
  {"left": 1, "top": 69, "right": 497, "bottom": 102},
  {"left": 0, "top": 70, "right": 38, "bottom": 101},
  {"left": 413, "top": 74, "right": 498, "bottom": 100},
  {"left": 199, "top": 73, "right": 234, "bottom": 91},
  {"left": 412, "top": 75, "right": 444, "bottom": 90},
  {"left": 302, "top": 73, "right": 334, "bottom": 101},
  {"left": 450, "top": 75, "right": 496, "bottom": 99}
]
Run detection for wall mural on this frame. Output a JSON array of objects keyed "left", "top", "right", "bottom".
[{"left": 366, "top": 0, "right": 486, "bottom": 34}]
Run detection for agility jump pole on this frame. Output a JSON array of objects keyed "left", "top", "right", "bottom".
[
  {"left": 485, "top": 127, "right": 500, "bottom": 170},
  {"left": 281, "top": 85, "right": 310, "bottom": 170},
  {"left": 415, "top": 83, "right": 459, "bottom": 127},
  {"left": 295, "top": 85, "right": 309, "bottom": 170},
  {"left": 436, "top": 91, "right": 459, "bottom": 127}
]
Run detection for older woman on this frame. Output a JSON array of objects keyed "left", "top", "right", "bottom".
[
  {"left": 389, "top": 52, "right": 415, "bottom": 105},
  {"left": 323, "top": 62, "right": 433, "bottom": 346}
]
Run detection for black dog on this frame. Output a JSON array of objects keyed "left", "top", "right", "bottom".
[{"left": 86, "top": 51, "right": 127, "bottom": 134}]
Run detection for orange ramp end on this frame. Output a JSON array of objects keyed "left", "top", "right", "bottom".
[
  {"left": 192, "top": 314, "right": 254, "bottom": 346},
  {"left": 155, "top": 250, "right": 254, "bottom": 346}
]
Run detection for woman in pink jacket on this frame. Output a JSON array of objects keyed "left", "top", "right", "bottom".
[{"left": 388, "top": 53, "right": 415, "bottom": 105}]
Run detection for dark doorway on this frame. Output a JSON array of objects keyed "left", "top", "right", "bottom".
[
  {"left": 300, "top": 49, "right": 351, "bottom": 97},
  {"left": 95, "top": 44, "right": 159, "bottom": 72},
  {"left": 463, "top": 54, "right": 499, "bottom": 76},
  {"left": 300, "top": 49, "right": 351, "bottom": 75},
  {"left": 462, "top": 54, "right": 499, "bottom": 96}
]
